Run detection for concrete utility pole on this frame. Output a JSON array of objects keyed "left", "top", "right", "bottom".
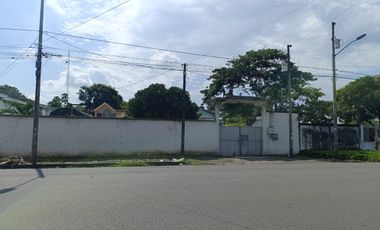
[
  {"left": 66, "top": 49, "right": 70, "bottom": 96},
  {"left": 31, "top": 0, "right": 45, "bottom": 166},
  {"left": 331, "top": 22, "right": 366, "bottom": 151},
  {"left": 331, "top": 22, "right": 338, "bottom": 151},
  {"left": 287, "top": 44, "right": 293, "bottom": 158},
  {"left": 181, "top": 63, "right": 187, "bottom": 155}
]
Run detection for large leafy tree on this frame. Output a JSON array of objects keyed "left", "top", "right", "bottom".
[
  {"left": 78, "top": 84, "right": 123, "bottom": 111},
  {"left": 0, "top": 84, "right": 29, "bottom": 101},
  {"left": 202, "top": 48, "right": 328, "bottom": 123},
  {"left": 337, "top": 75, "right": 380, "bottom": 125},
  {"left": 128, "top": 83, "right": 199, "bottom": 119},
  {"left": 48, "top": 93, "right": 70, "bottom": 108},
  {"left": 202, "top": 49, "right": 315, "bottom": 109},
  {"left": 295, "top": 87, "right": 332, "bottom": 124}
]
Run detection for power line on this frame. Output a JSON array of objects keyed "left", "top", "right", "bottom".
[
  {"left": 0, "top": 38, "right": 38, "bottom": 80},
  {"left": 44, "top": 33, "right": 185, "bottom": 72},
  {"left": 115, "top": 71, "right": 171, "bottom": 89},
  {"left": 0, "top": 27, "right": 38, "bottom": 33},
  {"left": 61, "top": 0, "right": 133, "bottom": 34},
  {"left": 0, "top": 0, "right": 133, "bottom": 41},
  {"left": 41, "top": 46, "right": 226, "bottom": 68},
  {"left": 44, "top": 31, "right": 231, "bottom": 60},
  {"left": 313, "top": 74, "right": 356, "bottom": 81},
  {"left": 0, "top": 27, "right": 231, "bottom": 60},
  {"left": 298, "top": 65, "right": 366, "bottom": 76}
]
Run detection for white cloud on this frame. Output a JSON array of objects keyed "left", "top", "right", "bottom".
[
  {"left": 39, "top": 0, "right": 380, "bottom": 105},
  {"left": 46, "top": 0, "right": 81, "bottom": 17}
]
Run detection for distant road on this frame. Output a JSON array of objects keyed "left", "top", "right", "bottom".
[{"left": 1, "top": 162, "right": 379, "bottom": 230}]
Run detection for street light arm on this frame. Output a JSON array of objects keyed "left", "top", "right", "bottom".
[
  {"left": 335, "top": 40, "right": 355, "bottom": 56},
  {"left": 335, "top": 33, "right": 366, "bottom": 56}
]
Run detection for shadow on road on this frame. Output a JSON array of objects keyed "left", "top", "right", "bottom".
[{"left": 0, "top": 168, "right": 45, "bottom": 195}]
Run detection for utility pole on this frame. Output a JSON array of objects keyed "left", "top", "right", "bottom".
[
  {"left": 66, "top": 49, "right": 70, "bottom": 95},
  {"left": 287, "top": 44, "right": 293, "bottom": 158},
  {"left": 31, "top": 0, "right": 45, "bottom": 167},
  {"left": 180, "top": 63, "right": 187, "bottom": 155},
  {"left": 331, "top": 22, "right": 338, "bottom": 151}
]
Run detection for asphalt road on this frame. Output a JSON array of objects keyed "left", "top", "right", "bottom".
[{"left": 0, "top": 161, "right": 379, "bottom": 230}]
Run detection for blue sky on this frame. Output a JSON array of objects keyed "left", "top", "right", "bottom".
[{"left": 0, "top": 0, "right": 379, "bottom": 105}]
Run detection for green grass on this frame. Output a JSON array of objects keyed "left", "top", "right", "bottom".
[
  {"left": 20, "top": 152, "right": 217, "bottom": 163},
  {"left": 12, "top": 153, "right": 222, "bottom": 167},
  {"left": 300, "top": 149, "right": 380, "bottom": 162}
]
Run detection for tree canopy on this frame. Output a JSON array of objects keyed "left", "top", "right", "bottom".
[
  {"left": 338, "top": 75, "right": 380, "bottom": 125},
  {"left": 202, "top": 49, "right": 315, "bottom": 109},
  {"left": 128, "top": 83, "right": 199, "bottom": 119},
  {"left": 201, "top": 48, "right": 330, "bottom": 124},
  {"left": 0, "top": 84, "right": 29, "bottom": 101},
  {"left": 78, "top": 84, "right": 123, "bottom": 111},
  {"left": 48, "top": 93, "right": 69, "bottom": 108}
]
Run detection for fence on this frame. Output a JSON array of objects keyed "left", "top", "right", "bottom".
[
  {"left": 0, "top": 116, "right": 219, "bottom": 156},
  {"left": 299, "top": 124, "right": 360, "bottom": 151}
]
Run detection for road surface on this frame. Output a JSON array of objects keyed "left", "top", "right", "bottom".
[{"left": 1, "top": 161, "right": 379, "bottom": 230}]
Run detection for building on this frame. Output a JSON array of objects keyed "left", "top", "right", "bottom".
[
  {"left": 93, "top": 102, "right": 126, "bottom": 118},
  {"left": 49, "top": 107, "right": 92, "bottom": 118}
]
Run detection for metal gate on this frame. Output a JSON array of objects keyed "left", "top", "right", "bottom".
[{"left": 219, "top": 126, "right": 262, "bottom": 156}]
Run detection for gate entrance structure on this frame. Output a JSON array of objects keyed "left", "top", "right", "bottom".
[{"left": 214, "top": 95, "right": 266, "bottom": 156}]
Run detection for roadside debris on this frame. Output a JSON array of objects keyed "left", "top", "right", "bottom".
[{"left": 0, "top": 156, "right": 29, "bottom": 169}]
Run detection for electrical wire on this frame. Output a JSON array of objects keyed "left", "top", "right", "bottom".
[
  {"left": 298, "top": 65, "right": 366, "bottom": 76},
  {"left": 44, "top": 31, "right": 231, "bottom": 60},
  {"left": 0, "top": 38, "right": 38, "bottom": 80},
  {"left": 0, "top": 27, "right": 231, "bottom": 60}
]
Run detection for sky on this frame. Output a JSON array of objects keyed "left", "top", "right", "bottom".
[{"left": 0, "top": 0, "right": 379, "bottom": 105}]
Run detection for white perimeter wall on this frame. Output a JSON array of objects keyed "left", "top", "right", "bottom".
[
  {"left": 0, "top": 116, "right": 219, "bottom": 156},
  {"left": 261, "top": 112, "right": 300, "bottom": 155}
]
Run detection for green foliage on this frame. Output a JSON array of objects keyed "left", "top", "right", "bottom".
[
  {"left": 78, "top": 84, "right": 123, "bottom": 111},
  {"left": 48, "top": 93, "right": 70, "bottom": 108},
  {"left": 296, "top": 87, "right": 332, "bottom": 124},
  {"left": 202, "top": 49, "right": 315, "bottom": 109},
  {"left": 202, "top": 48, "right": 332, "bottom": 124},
  {"left": 222, "top": 104, "right": 259, "bottom": 126},
  {"left": 0, "top": 84, "right": 29, "bottom": 101},
  {"left": 300, "top": 149, "right": 380, "bottom": 162},
  {"left": 48, "top": 96, "right": 63, "bottom": 108},
  {"left": 0, "top": 101, "right": 34, "bottom": 115},
  {"left": 337, "top": 76, "right": 380, "bottom": 125},
  {"left": 128, "top": 83, "right": 199, "bottom": 119}
]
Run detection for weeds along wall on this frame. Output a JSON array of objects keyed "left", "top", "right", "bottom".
[{"left": 0, "top": 116, "right": 219, "bottom": 156}]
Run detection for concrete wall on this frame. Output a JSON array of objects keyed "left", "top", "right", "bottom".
[
  {"left": 0, "top": 116, "right": 219, "bottom": 156},
  {"left": 261, "top": 112, "right": 299, "bottom": 155}
]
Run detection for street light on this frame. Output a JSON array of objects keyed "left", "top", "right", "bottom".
[{"left": 331, "top": 22, "right": 366, "bottom": 151}]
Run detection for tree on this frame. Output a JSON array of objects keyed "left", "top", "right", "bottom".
[
  {"left": 48, "top": 96, "right": 63, "bottom": 108},
  {"left": 0, "top": 84, "right": 29, "bottom": 101},
  {"left": 48, "top": 93, "right": 70, "bottom": 108},
  {"left": 128, "top": 83, "right": 199, "bottom": 119},
  {"left": 222, "top": 104, "right": 259, "bottom": 126},
  {"left": 338, "top": 75, "right": 380, "bottom": 150},
  {"left": 78, "top": 84, "right": 123, "bottom": 111},
  {"left": 202, "top": 48, "right": 325, "bottom": 123},
  {"left": 295, "top": 87, "right": 332, "bottom": 124},
  {"left": 0, "top": 101, "right": 34, "bottom": 115},
  {"left": 338, "top": 76, "right": 380, "bottom": 125}
]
